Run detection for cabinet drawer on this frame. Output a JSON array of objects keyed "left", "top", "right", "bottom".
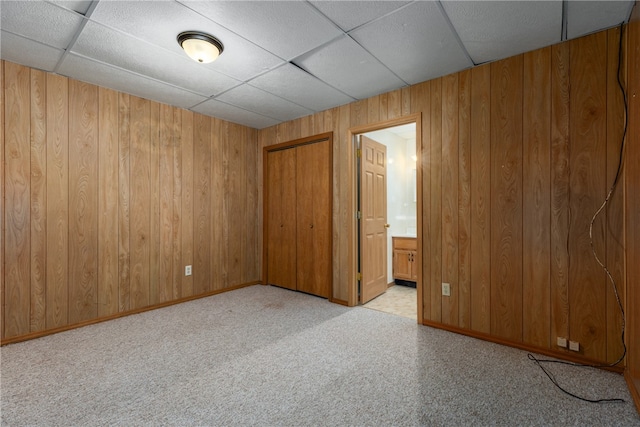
[{"left": 392, "top": 237, "right": 416, "bottom": 251}]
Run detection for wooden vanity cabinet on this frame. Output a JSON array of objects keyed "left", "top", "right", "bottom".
[{"left": 392, "top": 237, "right": 417, "bottom": 282}]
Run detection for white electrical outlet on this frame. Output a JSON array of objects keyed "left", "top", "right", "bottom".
[
  {"left": 557, "top": 337, "right": 567, "bottom": 348},
  {"left": 569, "top": 341, "right": 580, "bottom": 352},
  {"left": 185, "top": 265, "right": 192, "bottom": 276},
  {"left": 442, "top": 282, "right": 451, "bottom": 297}
]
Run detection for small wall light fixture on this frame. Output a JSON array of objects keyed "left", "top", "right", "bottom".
[{"left": 177, "top": 31, "right": 224, "bottom": 63}]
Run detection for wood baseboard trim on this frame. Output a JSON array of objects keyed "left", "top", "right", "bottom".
[
  {"left": 625, "top": 370, "right": 640, "bottom": 414},
  {"left": 330, "top": 298, "right": 349, "bottom": 306},
  {"left": 421, "top": 319, "right": 625, "bottom": 374},
  {"left": 0, "top": 281, "right": 260, "bottom": 346}
]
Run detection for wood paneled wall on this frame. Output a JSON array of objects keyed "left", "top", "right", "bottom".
[
  {"left": 1, "top": 61, "right": 260, "bottom": 342},
  {"left": 258, "top": 27, "right": 631, "bottom": 366},
  {"left": 625, "top": 1, "right": 640, "bottom": 412}
]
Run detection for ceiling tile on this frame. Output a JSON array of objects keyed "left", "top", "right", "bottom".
[
  {"left": 442, "top": 0, "right": 562, "bottom": 64},
  {"left": 566, "top": 1, "right": 634, "bottom": 39},
  {"left": 249, "top": 63, "right": 355, "bottom": 112},
  {"left": 71, "top": 21, "right": 240, "bottom": 97},
  {"left": 215, "top": 84, "right": 314, "bottom": 122},
  {"left": 0, "top": 1, "right": 84, "bottom": 49},
  {"left": 310, "top": 1, "right": 411, "bottom": 32},
  {"left": 191, "top": 99, "right": 280, "bottom": 129},
  {"left": 58, "top": 53, "right": 208, "bottom": 109},
  {"left": 352, "top": 1, "right": 473, "bottom": 85},
  {"left": 181, "top": 1, "right": 343, "bottom": 60},
  {"left": 294, "top": 35, "right": 407, "bottom": 100},
  {"left": 0, "top": 31, "right": 64, "bottom": 72},
  {"left": 90, "top": 0, "right": 283, "bottom": 81},
  {"left": 48, "top": 0, "right": 93, "bottom": 15}
]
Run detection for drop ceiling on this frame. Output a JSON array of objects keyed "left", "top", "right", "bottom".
[{"left": 1, "top": 0, "right": 634, "bottom": 129}]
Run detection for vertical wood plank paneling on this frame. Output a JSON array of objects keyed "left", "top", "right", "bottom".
[
  {"left": 210, "top": 118, "right": 223, "bottom": 290},
  {"left": 568, "top": 32, "right": 607, "bottom": 361},
  {"left": 171, "top": 107, "right": 182, "bottom": 299},
  {"left": 470, "top": 64, "right": 492, "bottom": 334},
  {"left": 97, "top": 87, "right": 119, "bottom": 317},
  {"left": 129, "top": 96, "right": 151, "bottom": 310},
  {"left": 313, "top": 111, "right": 325, "bottom": 135},
  {"left": 337, "top": 105, "right": 350, "bottom": 303},
  {"left": 441, "top": 74, "right": 459, "bottom": 326},
  {"left": 246, "top": 128, "right": 259, "bottom": 281},
  {"left": 300, "top": 115, "right": 312, "bottom": 137},
  {"left": 228, "top": 123, "right": 245, "bottom": 286},
  {"left": 367, "top": 95, "right": 380, "bottom": 123},
  {"left": 458, "top": 69, "right": 471, "bottom": 329},
  {"left": 522, "top": 47, "right": 551, "bottom": 348},
  {"left": 401, "top": 87, "right": 411, "bottom": 117},
  {"left": 490, "top": 55, "right": 523, "bottom": 342},
  {"left": 193, "top": 114, "right": 211, "bottom": 294},
  {"left": 68, "top": 80, "right": 98, "bottom": 323},
  {"left": 429, "top": 78, "right": 443, "bottom": 322},
  {"left": 379, "top": 93, "right": 389, "bottom": 122},
  {"left": 221, "top": 121, "right": 230, "bottom": 286},
  {"left": 1, "top": 62, "right": 4, "bottom": 339},
  {"left": 159, "top": 104, "right": 173, "bottom": 303},
  {"left": 45, "top": 73, "right": 69, "bottom": 329},
  {"left": 4, "top": 62, "right": 31, "bottom": 338},
  {"left": 181, "top": 110, "right": 194, "bottom": 297},
  {"left": 350, "top": 99, "right": 367, "bottom": 127},
  {"left": 30, "top": 69, "right": 47, "bottom": 332},
  {"left": 118, "top": 93, "right": 131, "bottom": 312},
  {"left": 3, "top": 60, "right": 265, "bottom": 343},
  {"left": 550, "top": 42, "right": 571, "bottom": 347},
  {"left": 326, "top": 108, "right": 340, "bottom": 301},
  {"left": 605, "top": 27, "right": 626, "bottom": 364},
  {"left": 387, "top": 89, "right": 402, "bottom": 119},
  {"left": 411, "top": 81, "right": 431, "bottom": 321},
  {"left": 149, "top": 103, "right": 160, "bottom": 305},
  {"left": 625, "top": 5, "right": 640, "bottom": 386},
  {"left": 258, "top": 127, "right": 274, "bottom": 283}
]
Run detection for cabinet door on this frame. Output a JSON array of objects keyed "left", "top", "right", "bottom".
[
  {"left": 295, "top": 140, "right": 331, "bottom": 298},
  {"left": 394, "top": 249, "right": 413, "bottom": 280},
  {"left": 266, "top": 149, "right": 297, "bottom": 290},
  {"left": 410, "top": 251, "right": 418, "bottom": 281}
]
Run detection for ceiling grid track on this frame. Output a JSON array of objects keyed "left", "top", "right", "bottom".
[
  {"left": 53, "top": 0, "right": 101, "bottom": 74},
  {"left": 436, "top": 0, "right": 476, "bottom": 67}
]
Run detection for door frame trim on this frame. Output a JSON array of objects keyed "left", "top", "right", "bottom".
[{"left": 348, "top": 114, "right": 423, "bottom": 322}]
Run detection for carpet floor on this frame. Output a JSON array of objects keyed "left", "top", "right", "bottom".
[{"left": 1, "top": 285, "right": 638, "bottom": 426}]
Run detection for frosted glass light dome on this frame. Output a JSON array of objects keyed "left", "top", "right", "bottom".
[{"left": 177, "top": 32, "right": 224, "bottom": 64}]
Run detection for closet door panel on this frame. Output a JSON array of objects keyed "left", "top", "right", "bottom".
[
  {"left": 266, "top": 149, "right": 297, "bottom": 290},
  {"left": 296, "top": 140, "right": 331, "bottom": 298}
]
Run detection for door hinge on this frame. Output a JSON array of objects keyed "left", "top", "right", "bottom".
[
  {"left": 357, "top": 272, "right": 362, "bottom": 281},
  {"left": 356, "top": 211, "right": 361, "bottom": 219},
  {"left": 357, "top": 148, "right": 362, "bottom": 158}
]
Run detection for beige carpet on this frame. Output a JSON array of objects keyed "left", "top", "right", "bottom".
[{"left": 363, "top": 284, "right": 417, "bottom": 320}]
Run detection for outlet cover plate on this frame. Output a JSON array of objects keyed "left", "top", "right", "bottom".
[
  {"left": 185, "top": 265, "right": 192, "bottom": 276},
  {"left": 442, "top": 282, "right": 451, "bottom": 297}
]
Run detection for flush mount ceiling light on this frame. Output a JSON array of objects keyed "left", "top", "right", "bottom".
[{"left": 177, "top": 31, "right": 224, "bottom": 64}]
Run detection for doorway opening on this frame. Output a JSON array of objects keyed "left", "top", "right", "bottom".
[{"left": 353, "top": 118, "right": 420, "bottom": 321}]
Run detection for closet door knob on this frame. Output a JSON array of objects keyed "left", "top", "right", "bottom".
[
  {"left": 310, "top": 224, "right": 314, "bottom": 229},
  {"left": 384, "top": 224, "right": 390, "bottom": 228}
]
